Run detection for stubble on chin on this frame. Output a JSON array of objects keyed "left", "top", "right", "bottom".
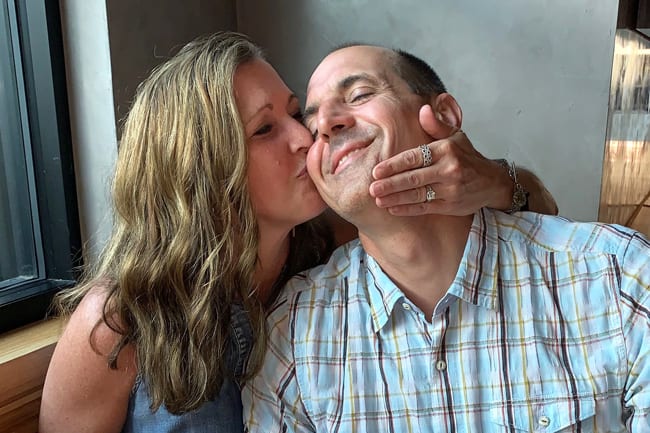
[{"left": 325, "top": 162, "right": 375, "bottom": 222}]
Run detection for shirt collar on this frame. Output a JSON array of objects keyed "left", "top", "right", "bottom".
[
  {"left": 363, "top": 251, "right": 406, "bottom": 333},
  {"left": 448, "top": 208, "right": 500, "bottom": 312},
  {"left": 362, "top": 208, "right": 501, "bottom": 334}
]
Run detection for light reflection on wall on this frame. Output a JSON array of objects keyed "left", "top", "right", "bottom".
[{"left": 599, "top": 30, "right": 650, "bottom": 237}]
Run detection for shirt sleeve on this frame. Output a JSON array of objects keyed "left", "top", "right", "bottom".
[
  {"left": 242, "top": 296, "right": 315, "bottom": 433},
  {"left": 619, "top": 232, "right": 650, "bottom": 431}
]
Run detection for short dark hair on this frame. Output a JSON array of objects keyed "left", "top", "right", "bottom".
[
  {"left": 326, "top": 43, "right": 447, "bottom": 98},
  {"left": 391, "top": 49, "right": 447, "bottom": 97}
]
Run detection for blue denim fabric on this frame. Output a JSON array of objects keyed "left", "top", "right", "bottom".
[{"left": 122, "top": 303, "right": 252, "bottom": 433}]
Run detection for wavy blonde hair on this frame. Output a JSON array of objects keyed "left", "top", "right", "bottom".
[{"left": 56, "top": 32, "right": 292, "bottom": 414}]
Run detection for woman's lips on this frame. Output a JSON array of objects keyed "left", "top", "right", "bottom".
[{"left": 296, "top": 166, "right": 308, "bottom": 178}]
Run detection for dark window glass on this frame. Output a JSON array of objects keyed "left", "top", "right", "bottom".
[{"left": 0, "top": 0, "right": 81, "bottom": 333}]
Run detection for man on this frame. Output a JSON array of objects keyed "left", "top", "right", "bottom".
[{"left": 243, "top": 44, "right": 650, "bottom": 432}]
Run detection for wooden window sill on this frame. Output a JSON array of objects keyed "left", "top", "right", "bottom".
[{"left": 0, "top": 319, "right": 63, "bottom": 433}]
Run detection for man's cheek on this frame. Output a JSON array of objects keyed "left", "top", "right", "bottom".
[{"left": 306, "top": 140, "right": 324, "bottom": 180}]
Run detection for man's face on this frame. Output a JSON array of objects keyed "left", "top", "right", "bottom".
[{"left": 304, "top": 46, "right": 431, "bottom": 221}]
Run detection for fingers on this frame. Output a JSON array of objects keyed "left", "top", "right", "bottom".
[
  {"left": 369, "top": 138, "right": 464, "bottom": 198},
  {"left": 371, "top": 146, "right": 422, "bottom": 180},
  {"left": 374, "top": 183, "right": 435, "bottom": 207},
  {"left": 374, "top": 181, "right": 463, "bottom": 208},
  {"left": 373, "top": 130, "right": 469, "bottom": 183},
  {"left": 370, "top": 165, "right": 439, "bottom": 198},
  {"left": 372, "top": 139, "right": 453, "bottom": 181},
  {"left": 380, "top": 196, "right": 473, "bottom": 217},
  {"left": 372, "top": 104, "right": 443, "bottom": 180},
  {"left": 371, "top": 162, "right": 423, "bottom": 197}
]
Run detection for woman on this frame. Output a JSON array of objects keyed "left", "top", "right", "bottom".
[{"left": 40, "top": 32, "right": 556, "bottom": 433}]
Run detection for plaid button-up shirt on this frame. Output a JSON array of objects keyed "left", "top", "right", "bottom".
[{"left": 243, "top": 209, "right": 650, "bottom": 432}]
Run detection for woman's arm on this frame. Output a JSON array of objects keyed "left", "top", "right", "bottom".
[
  {"left": 39, "top": 288, "right": 137, "bottom": 433},
  {"left": 517, "top": 167, "right": 558, "bottom": 215}
]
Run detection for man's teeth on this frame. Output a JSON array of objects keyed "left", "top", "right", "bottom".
[{"left": 337, "top": 149, "right": 362, "bottom": 170}]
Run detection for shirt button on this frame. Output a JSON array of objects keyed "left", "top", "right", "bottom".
[
  {"left": 402, "top": 302, "right": 411, "bottom": 311},
  {"left": 538, "top": 416, "right": 550, "bottom": 427},
  {"left": 435, "top": 360, "right": 447, "bottom": 371}
]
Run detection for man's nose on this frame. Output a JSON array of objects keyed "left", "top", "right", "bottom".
[{"left": 317, "top": 102, "right": 354, "bottom": 141}]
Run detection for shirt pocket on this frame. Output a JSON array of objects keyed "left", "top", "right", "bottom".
[{"left": 489, "top": 397, "right": 596, "bottom": 432}]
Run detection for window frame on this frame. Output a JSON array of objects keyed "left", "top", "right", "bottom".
[{"left": 0, "top": 0, "right": 81, "bottom": 333}]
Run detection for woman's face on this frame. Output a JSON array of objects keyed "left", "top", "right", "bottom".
[{"left": 234, "top": 59, "right": 326, "bottom": 234}]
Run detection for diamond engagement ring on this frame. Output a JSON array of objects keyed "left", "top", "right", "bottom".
[{"left": 425, "top": 185, "right": 436, "bottom": 202}]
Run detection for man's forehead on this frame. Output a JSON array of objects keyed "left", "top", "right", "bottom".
[{"left": 307, "top": 46, "right": 392, "bottom": 98}]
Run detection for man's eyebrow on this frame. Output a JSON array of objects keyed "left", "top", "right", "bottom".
[{"left": 303, "top": 73, "right": 378, "bottom": 127}]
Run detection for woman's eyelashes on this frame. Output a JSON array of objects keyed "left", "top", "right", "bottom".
[
  {"left": 252, "top": 110, "right": 303, "bottom": 137},
  {"left": 292, "top": 110, "right": 304, "bottom": 122},
  {"left": 254, "top": 124, "right": 273, "bottom": 136}
]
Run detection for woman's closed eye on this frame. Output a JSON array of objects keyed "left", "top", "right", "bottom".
[
  {"left": 253, "top": 110, "right": 303, "bottom": 137},
  {"left": 292, "top": 110, "right": 304, "bottom": 122},
  {"left": 254, "top": 124, "right": 273, "bottom": 136}
]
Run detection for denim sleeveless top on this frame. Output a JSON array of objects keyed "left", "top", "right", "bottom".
[{"left": 121, "top": 303, "right": 253, "bottom": 433}]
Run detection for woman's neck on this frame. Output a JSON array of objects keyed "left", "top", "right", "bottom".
[{"left": 255, "top": 225, "right": 291, "bottom": 304}]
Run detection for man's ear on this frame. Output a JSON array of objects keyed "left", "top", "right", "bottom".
[{"left": 431, "top": 93, "right": 462, "bottom": 130}]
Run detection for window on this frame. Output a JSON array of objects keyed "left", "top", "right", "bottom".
[{"left": 0, "top": 0, "right": 80, "bottom": 333}]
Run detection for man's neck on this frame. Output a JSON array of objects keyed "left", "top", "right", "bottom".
[{"left": 358, "top": 213, "right": 474, "bottom": 320}]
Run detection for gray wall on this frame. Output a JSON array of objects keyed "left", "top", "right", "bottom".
[
  {"left": 237, "top": 0, "right": 619, "bottom": 221},
  {"left": 60, "top": 0, "right": 236, "bottom": 260},
  {"left": 106, "top": 0, "right": 236, "bottom": 125},
  {"left": 60, "top": 0, "right": 117, "bottom": 261}
]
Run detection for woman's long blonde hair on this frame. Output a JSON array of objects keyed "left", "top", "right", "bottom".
[{"left": 55, "top": 32, "right": 333, "bottom": 414}]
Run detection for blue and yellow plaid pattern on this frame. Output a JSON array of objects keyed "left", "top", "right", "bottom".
[{"left": 243, "top": 209, "right": 650, "bottom": 432}]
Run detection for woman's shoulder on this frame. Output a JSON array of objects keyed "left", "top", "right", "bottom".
[{"left": 73, "top": 285, "right": 132, "bottom": 358}]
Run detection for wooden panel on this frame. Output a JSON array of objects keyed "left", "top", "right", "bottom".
[
  {"left": 0, "top": 319, "right": 62, "bottom": 364},
  {"left": 0, "top": 346, "right": 55, "bottom": 433},
  {"left": 0, "top": 398, "right": 41, "bottom": 433},
  {"left": 0, "top": 319, "right": 62, "bottom": 433}
]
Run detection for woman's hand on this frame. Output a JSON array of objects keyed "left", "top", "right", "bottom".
[{"left": 369, "top": 105, "right": 558, "bottom": 216}]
